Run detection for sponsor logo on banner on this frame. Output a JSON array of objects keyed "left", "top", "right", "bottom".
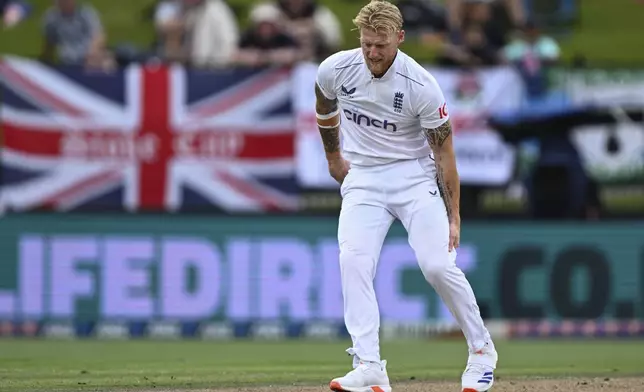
[
  {"left": 0, "top": 234, "right": 475, "bottom": 323},
  {"left": 95, "top": 322, "right": 129, "bottom": 339},
  {"left": 293, "top": 64, "right": 520, "bottom": 188},
  {"left": 562, "top": 70, "right": 644, "bottom": 183},
  {"left": 251, "top": 322, "right": 286, "bottom": 340},
  {"left": 43, "top": 323, "right": 76, "bottom": 339},
  {"left": 200, "top": 322, "right": 234, "bottom": 339},
  {"left": 147, "top": 321, "right": 182, "bottom": 339},
  {"left": 1, "top": 216, "right": 642, "bottom": 327}
]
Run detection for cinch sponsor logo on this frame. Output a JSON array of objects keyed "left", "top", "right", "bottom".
[{"left": 343, "top": 109, "right": 397, "bottom": 132}]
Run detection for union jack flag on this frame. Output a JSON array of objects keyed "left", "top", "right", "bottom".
[{"left": 0, "top": 56, "right": 300, "bottom": 212}]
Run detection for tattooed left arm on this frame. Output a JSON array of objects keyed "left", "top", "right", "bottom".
[{"left": 423, "top": 120, "right": 460, "bottom": 224}]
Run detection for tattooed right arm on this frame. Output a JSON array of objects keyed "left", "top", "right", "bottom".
[
  {"left": 314, "top": 83, "right": 341, "bottom": 156},
  {"left": 423, "top": 120, "right": 460, "bottom": 224}
]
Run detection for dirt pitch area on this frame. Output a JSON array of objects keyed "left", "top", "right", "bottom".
[{"left": 146, "top": 376, "right": 644, "bottom": 392}]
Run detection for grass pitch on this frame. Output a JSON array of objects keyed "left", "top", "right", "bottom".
[{"left": 0, "top": 339, "right": 643, "bottom": 391}]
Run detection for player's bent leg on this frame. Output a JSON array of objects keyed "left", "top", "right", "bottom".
[
  {"left": 331, "top": 198, "right": 394, "bottom": 392},
  {"left": 398, "top": 194, "right": 497, "bottom": 391}
]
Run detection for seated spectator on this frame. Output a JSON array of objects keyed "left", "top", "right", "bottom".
[
  {"left": 503, "top": 20, "right": 560, "bottom": 65},
  {"left": 248, "top": 0, "right": 341, "bottom": 61},
  {"left": 233, "top": 3, "right": 300, "bottom": 68},
  {"left": 155, "top": 0, "right": 240, "bottom": 68},
  {"left": 464, "top": 0, "right": 508, "bottom": 49},
  {"left": 436, "top": 24, "right": 501, "bottom": 67},
  {"left": 445, "top": 0, "right": 524, "bottom": 48},
  {"left": 2, "top": 0, "right": 31, "bottom": 28},
  {"left": 502, "top": 20, "right": 561, "bottom": 98},
  {"left": 41, "top": 0, "right": 114, "bottom": 70},
  {"left": 395, "top": 0, "right": 449, "bottom": 50},
  {"left": 153, "top": 0, "right": 183, "bottom": 58}
]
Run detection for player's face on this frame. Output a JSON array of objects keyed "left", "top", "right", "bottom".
[{"left": 360, "top": 28, "right": 404, "bottom": 77}]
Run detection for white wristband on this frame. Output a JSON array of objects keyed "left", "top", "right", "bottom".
[{"left": 316, "top": 108, "right": 340, "bottom": 120}]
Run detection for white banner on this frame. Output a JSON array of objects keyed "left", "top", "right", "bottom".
[
  {"left": 566, "top": 71, "right": 644, "bottom": 182},
  {"left": 294, "top": 63, "right": 521, "bottom": 188}
]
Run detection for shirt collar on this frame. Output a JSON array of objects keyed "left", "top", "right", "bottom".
[{"left": 365, "top": 49, "right": 401, "bottom": 82}]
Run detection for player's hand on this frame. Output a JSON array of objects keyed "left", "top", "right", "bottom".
[
  {"left": 328, "top": 156, "right": 350, "bottom": 185},
  {"left": 448, "top": 219, "right": 460, "bottom": 252}
]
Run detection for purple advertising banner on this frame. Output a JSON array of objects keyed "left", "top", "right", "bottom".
[{"left": 0, "top": 216, "right": 477, "bottom": 324}]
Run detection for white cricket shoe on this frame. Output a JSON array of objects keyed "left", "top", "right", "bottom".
[
  {"left": 329, "top": 360, "right": 391, "bottom": 392},
  {"left": 461, "top": 342, "right": 498, "bottom": 392},
  {"left": 462, "top": 363, "right": 495, "bottom": 392}
]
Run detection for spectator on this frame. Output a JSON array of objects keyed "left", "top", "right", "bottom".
[
  {"left": 233, "top": 3, "right": 301, "bottom": 68},
  {"left": 461, "top": 0, "right": 508, "bottom": 50},
  {"left": 502, "top": 20, "right": 561, "bottom": 98},
  {"left": 395, "top": 0, "right": 449, "bottom": 50},
  {"left": 502, "top": 20, "right": 561, "bottom": 65},
  {"left": 153, "top": 0, "right": 183, "bottom": 59},
  {"left": 436, "top": 23, "right": 501, "bottom": 67},
  {"left": 2, "top": 0, "right": 31, "bottom": 29},
  {"left": 445, "top": 0, "right": 525, "bottom": 45},
  {"left": 155, "top": 0, "right": 240, "bottom": 68},
  {"left": 41, "top": 0, "right": 114, "bottom": 70},
  {"left": 248, "top": 0, "right": 342, "bottom": 61}
]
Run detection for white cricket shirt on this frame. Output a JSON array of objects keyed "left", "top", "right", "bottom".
[{"left": 316, "top": 48, "right": 450, "bottom": 166}]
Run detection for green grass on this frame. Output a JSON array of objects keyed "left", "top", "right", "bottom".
[
  {"left": 0, "top": 339, "right": 643, "bottom": 391},
  {"left": 1, "top": 0, "right": 644, "bottom": 66}
]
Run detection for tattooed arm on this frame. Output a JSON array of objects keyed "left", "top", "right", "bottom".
[
  {"left": 315, "top": 83, "right": 349, "bottom": 184},
  {"left": 315, "top": 83, "right": 340, "bottom": 155},
  {"left": 424, "top": 120, "right": 460, "bottom": 225}
]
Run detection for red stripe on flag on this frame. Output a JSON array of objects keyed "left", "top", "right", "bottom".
[
  {"left": 42, "top": 170, "right": 122, "bottom": 208},
  {"left": 213, "top": 170, "right": 285, "bottom": 211},
  {"left": 178, "top": 130, "right": 293, "bottom": 159},
  {"left": 3, "top": 124, "right": 63, "bottom": 156},
  {"left": 137, "top": 66, "right": 172, "bottom": 210},
  {"left": 3, "top": 123, "right": 294, "bottom": 160},
  {"left": 237, "top": 132, "right": 294, "bottom": 158},
  {"left": 192, "top": 68, "right": 290, "bottom": 116}
]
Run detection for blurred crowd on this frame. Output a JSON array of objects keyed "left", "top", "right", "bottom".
[
  {"left": 2, "top": 0, "right": 562, "bottom": 77},
  {"left": 2, "top": 0, "right": 345, "bottom": 70},
  {"left": 2, "top": 0, "right": 589, "bottom": 220}
]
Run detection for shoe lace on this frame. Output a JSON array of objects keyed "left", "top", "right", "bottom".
[
  {"left": 464, "top": 363, "right": 487, "bottom": 376},
  {"left": 345, "top": 348, "right": 387, "bottom": 371}
]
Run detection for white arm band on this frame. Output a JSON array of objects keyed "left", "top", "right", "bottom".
[
  {"left": 316, "top": 108, "right": 340, "bottom": 120},
  {"left": 318, "top": 123, "right": 340, "bottom": 129}
]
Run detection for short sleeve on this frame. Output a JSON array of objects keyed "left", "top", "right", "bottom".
[
  {"left": 417, "top": 72, "right": 449, "bottom": 130},
  {"left": 315, "top": 54, "right": 337, "bottom": 100},
  {"left": 82, "top": 5, "right": 103, "bottom": 35}
]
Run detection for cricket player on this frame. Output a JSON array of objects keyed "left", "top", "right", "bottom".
[{"left": 314, "top": 1, "right": 498, "bottom": 391}]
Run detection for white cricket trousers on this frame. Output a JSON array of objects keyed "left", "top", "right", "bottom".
[{"left": 338, "top": 156, "right": 494, "bottom": 366}]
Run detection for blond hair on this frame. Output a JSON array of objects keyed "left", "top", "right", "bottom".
[{"left": 352, "top": 0, "right": 403, "bottom": 35}]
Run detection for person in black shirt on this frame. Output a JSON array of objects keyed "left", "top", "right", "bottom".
[
  {"left": 436, "top": 23, "right": 501, "bottom": 67},
  {"left": 233, "top": 3, "right": 301, "bottom": 67}
]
